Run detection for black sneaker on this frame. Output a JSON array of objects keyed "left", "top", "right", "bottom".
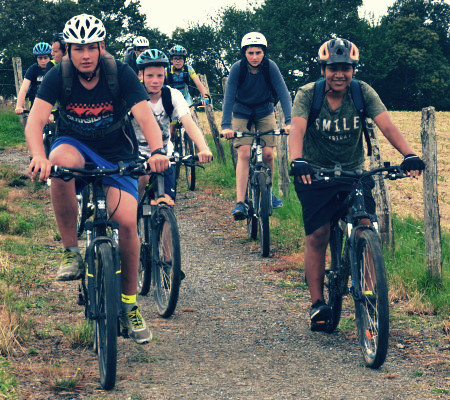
[{"left": 310, "top": 300, "right": 332, "bottom": 323}]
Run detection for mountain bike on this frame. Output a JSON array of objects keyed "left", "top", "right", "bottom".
[
  {"left": 137, "top": 154, "right": 204, "bottom": 318},
  {"left": 50, "top": 160, "right": 148, "bottom": 390},
  {"left": 310, "top": 162, "right": 407, "bottom": 368},
  {"left": 172, "top": 97, "right": 209, "bottom": 191},
  {"left": 223, "top": 129, "right": 287, "bottom": 257}
]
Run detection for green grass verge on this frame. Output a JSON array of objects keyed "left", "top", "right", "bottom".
[{"left": 0, "top": 110, "right": 24, "bottom": 149}]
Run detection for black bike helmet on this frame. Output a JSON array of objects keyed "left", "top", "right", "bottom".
[
  {"left": 54, "top": 32, "right": 66, "bottom": 47},
  {"left": 137, "top": 49, "right": 169, "bottom": 70},
  {"left": 318, "top": 38, "right": 359, "bottom": 66}
]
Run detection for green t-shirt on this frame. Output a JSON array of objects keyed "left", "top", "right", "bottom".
[{"left": 292, "top": 80, "right": 386, "bottom": 170}]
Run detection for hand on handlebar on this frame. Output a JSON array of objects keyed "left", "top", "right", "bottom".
[
  {"left": 400, "top": 154, "right": 425, "bottom": 179},
  {"left": 290, "top": 158, "right": 315, "bottom": 185},
  {"left": 221, "top": 128, "right": 235, "bottom": 139},
  {"left": 197, "top": 149, "right": 213, "bottom": 164},
  {"left": 148, "top": 153, "right": 170, "bottom": 173},
  {"left": 15, "top": 107, "right": 24, "bottom": 115},
  {"left": 28, "top": 155, "right": 52, "bottom": 182}
]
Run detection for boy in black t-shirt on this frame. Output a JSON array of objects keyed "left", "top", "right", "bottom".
[
  {"left": 25, "top": 14, "right": 169, "bottom": 345},
  {"left": 15, "top": 42, "right": 52, "bottom": 113}
]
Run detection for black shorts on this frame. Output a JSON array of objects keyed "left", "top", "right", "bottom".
[{"left": 294, "top": 176, "right": 376, "bottom": 236}]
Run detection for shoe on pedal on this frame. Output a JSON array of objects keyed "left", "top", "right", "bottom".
[
  {"left": 120, "top": 305, "right": 152, "bottom": 344},
  {"left": 310, "top": 300, "right": 332, "bottom": 331},
  {"left": 57, "top": 250, "right": 84, "bottom": 281},
  {"left": 272, "top": 193, "right": 283, "bottom": 209},
  {"left": 231, "top": 202, "right": 248, "bottom": 221}
]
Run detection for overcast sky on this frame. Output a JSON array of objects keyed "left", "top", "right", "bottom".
[{"left": 139, "top": 0, "right": 396, "bottom": 36}]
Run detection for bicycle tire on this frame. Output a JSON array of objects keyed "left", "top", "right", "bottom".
[
  {"left": 256, "top": 172, "right": 270, "bottom": 257},
  {"left": 94, "top": 242, "right": 119, "bottom": 390},
  {"left": 354, "top": 229, "right": 389, "bottom": 369},
  {"left": 246, "top": 179, "right": 257, "bottom": 240},
  {"left": 152, "top": 206, "right": 181, "bottom": 318},
  {"left": 173, "top": 126, "right": 183, "bottom": 179},
  {"left": 184, "top": 131, "right": 196, "bottom": 190},
  {"left": 322, "top": 224, "right": 345, "bottom": 333},
  {"left": 137, "top": 205, "right": 152, "bottom": 296},
  {"left": 77, "top": 185, "right": 90, "bottom": 237}
]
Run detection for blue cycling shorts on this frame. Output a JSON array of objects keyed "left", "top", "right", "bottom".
[{"left": 51, "top": 136, "right": 138, "bottom": 200}]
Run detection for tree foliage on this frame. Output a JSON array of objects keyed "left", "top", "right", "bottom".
[{"left": 0, "top": 0, "right": 448, "bottom": 110}]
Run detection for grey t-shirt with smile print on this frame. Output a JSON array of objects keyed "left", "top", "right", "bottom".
[{"left": 292, "top": 80, "right": 386, "bottom": 170}]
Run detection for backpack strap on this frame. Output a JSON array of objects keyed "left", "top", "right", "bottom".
[
  {"left": 99, "top": 51, "right": 120, "bottom": 103},
  {"left": 307, "top": 78, "right": 326, "bottom": 127},
  {"left": 350, "top": 79, "right": 371, "bottom": 156},
  {"left": 160, "top": 86, "right": 174, "bottom": 120},
  {"left": 60, "top": 55, "right": 75, "bottom": 106},
  {"left": 166, "top": 65, "right": 189, "bottom": 86}
]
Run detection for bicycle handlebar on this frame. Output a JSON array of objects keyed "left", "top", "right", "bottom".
[
  {"left": 310, "top": 163, "right": 408, "bottom": 182},
  {"left": 190, "top": 94, "right": 211, "bottom": 108},
  {"left": 220, "top": 128, "right": 287, "bottom": 139},
  {"left": 50, "top": 155, "right": 203, "bottom": 181}
]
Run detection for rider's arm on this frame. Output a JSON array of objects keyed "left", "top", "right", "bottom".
[
  {"left": 15, "top": 78, "right": 31, "bottom": 113},
  {"left": 25, "top": 98, "right": 53, "bottom": 181},
  {"left": 131, "top": 100, "right": 169, "bottom": 173},
  {"left": 179, "top": 113, "right": 212, "bottom": 163},
  {"left": 373, "top": 111, "right": 422, "bottom": 178},
  {"left": 268, "top": 59, "right": 292, "bottom": 127},
  {"left": 190, "top": 74, "right": 208, "bottom": 98},
  {"left": 289, "top": 116, "right": 314, "bottom": 184}
]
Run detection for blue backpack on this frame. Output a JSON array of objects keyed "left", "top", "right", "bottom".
[{"left": 308, "top": 77, "right": 372, "bottom": 156}]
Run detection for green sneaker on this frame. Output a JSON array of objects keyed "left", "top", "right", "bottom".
[
  {"left": 120, "top": 305, "right": 152, "bottom": 344},
  {"left": 57, "top": 250, "right": 84, "bottom": 281}
]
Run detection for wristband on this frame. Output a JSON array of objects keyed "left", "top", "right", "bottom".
[{"left": 151, "top": 148, "right": 167, "bottom": 157}]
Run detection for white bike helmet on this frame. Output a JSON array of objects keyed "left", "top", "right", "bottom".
[
  {"left": 133, "top": 36, "right": 149, "bottom": 48},
  {"left": 241, "top": 32, "right": 267, "bottom": 51},
  {"left": 63, "top": 14, "right": 106, "bottom": 44}
]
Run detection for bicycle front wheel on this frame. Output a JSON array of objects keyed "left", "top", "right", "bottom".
[
  {"left": 152, "top": 206, "right": 181, "bottom": 318},
  {"left": 256, "top": 172, "right": 270, "bottom": 257},
  {"left": 354, "top": 229, "right": 389, "bottom": 369},
  {"left": 94, "top": 242, "right": 119, "bottom": 390},
  {"left": 137, "top": 205, "right": 152, "bottom": 296},
  {"left": 184, "top": 131, "right": 196, "bottom": 191},
  {"left": 246, "top": 179, "right": 257, "bottom": 240},
  {"left": 77, "top": 184, "right": 90, "bottom": 238},
  {"left": 173, "top": 127, "right": 183, "bottom": 179}
]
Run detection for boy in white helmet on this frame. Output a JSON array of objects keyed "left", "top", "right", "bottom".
[
  {"left": 221, "top": 32, "right": 292, "bottom": 220},
  {"left": 125, "top": 36, "right": 150, "bottom": 74},
  {"left": 25, "top": 14, "right": 168, "bottom": 344}
]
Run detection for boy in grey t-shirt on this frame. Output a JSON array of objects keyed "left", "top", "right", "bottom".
[{"left": 289, "top": 38, "right": 425, "bottom": 329}]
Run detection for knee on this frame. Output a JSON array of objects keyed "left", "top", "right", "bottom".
[{"left": 307, "top": 226, "right": 330, "bottom": 249}]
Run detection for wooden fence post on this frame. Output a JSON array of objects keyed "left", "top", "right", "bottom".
[
  {"left": 198, "top": 74, "right": 225, "bottom": 163},
  {"left": 221, "top": 76, "right": 237, "bottom": 169},
  {"left": 420, "top": 107, "right": 442, "bottom": 279},
  {"left": 12, "top": 57, "right": 23, "bottom": 97},
  {"left": 368, "top": 121, "right": 395, "bottom": 253},
  {"left": 274, "top": 103, "right": 289, "bottom": 197}
]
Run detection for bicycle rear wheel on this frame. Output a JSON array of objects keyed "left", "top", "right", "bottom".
[
  {"left": 94, "top": 242, "right": 119, "bottom": 390},
  {"left": 354, "top": 229, "right": 389, "bottom": 369},
  {"left": 257, "top": 172, "right": 270, "bottom": 257},
  {"left": 152, "top": 206, "right": 181, "bottom": 318},
  {"left": 184, "top": 131, "right": 196, "bottom": 190},
  {"left": 246, "top": 178, "right": 257, "bottom": 240},
  {"left": 137, "top": 204, "right": 152, "bottom": 296}
]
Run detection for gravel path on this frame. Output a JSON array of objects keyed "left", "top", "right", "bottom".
[{"left": 1, "top": 148, "right": 447, "bottom": 399}]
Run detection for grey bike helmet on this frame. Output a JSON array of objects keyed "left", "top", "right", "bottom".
[
  {"left": 137, "top": 49, "right": 169, "bottom": 70},
  {"left": 33, "top": 42, "right": 52, "bottom": 55},
  {"left": 318, "top": 38, "right": 359, "bottom": 66},
  {"left": 63, "top": 14, "right": 106, "bottom": 44},
  {"left": 168, "top": 45, "right": 187, "bottom": 58}
]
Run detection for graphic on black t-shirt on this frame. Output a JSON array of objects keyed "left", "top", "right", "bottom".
[{"left": 66, "top": 101, "right": 114, "bottom": 132}]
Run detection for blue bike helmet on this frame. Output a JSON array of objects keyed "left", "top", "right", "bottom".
[
  {"left": 33, "top": 42, "right": 52, "bottom": 56},
  {"left": 137, "top": 49, "right": 169, "bottom": 70},
  {"left": 168, "top": 45, "right": 187, "bottom": 58}
]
